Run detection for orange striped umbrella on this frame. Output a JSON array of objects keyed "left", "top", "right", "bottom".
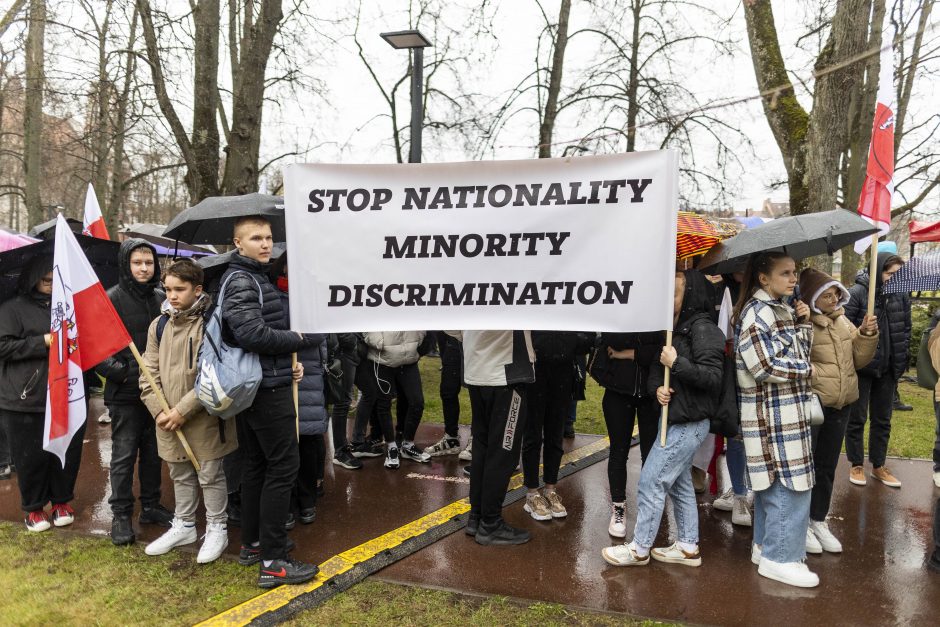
[{"left": 676, "top": 211, "right": 737, "bottom": 260}]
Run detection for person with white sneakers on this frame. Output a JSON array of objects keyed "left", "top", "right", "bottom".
[
  {"left": 602, "top": 271, "right": 724, "bottom": 569},
  {"left": 799, "top": 268, "right": 878, "bottom": 555},
  {"left": 927, "top": 320, "right": 940, "bottom": 490},
  {"left": 139, "top": 260, "right": 238, "bottom": 563}
]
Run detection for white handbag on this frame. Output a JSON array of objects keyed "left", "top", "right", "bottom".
[{"left": 806, "top": 392, "right": 825, "bottom": 427}]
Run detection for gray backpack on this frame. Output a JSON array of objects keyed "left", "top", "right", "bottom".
[{"left": 194, "top": 271, "right": 263, "bottom": 419}]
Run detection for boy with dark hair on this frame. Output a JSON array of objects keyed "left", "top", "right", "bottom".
[{"left": 140, "top": 260, "right": 238, "bottom": 563}]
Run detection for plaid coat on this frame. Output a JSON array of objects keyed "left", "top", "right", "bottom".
[{"left": 735, "top": 290, "right": 815, "bottom": 492}]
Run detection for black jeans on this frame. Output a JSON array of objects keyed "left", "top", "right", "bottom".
[
  {"left": 933, "top": 401, "right": 940, "bottom": 473},
  {"left": 357, "top": 360, "right": 425, "bottom": 443},
  {"left": 108, "top": 402, "right": 162, "bottom": 517},
  {"left": 0, "top": 411, "right": 10, "bottom": 467},
  {"left": 438, "top": 333, "right": 463, "bottom": 437},
  {"left": 3, "top": 409, "right": 84, "bottom": 512},
  {"left": 468, "top": 384, "right": 528, "bottom": 525},
  {"left": 846, "top": 373, "right": 895, "bottom": 468},
  {"left": 238, "top": 386, "right": 299, "bottom": 561},
  {"left": 223, "top": 442, "right": 244, "bottom": 496},
  {"left": 292, "top": 434, "right": 322, "bottom": 511},
  {"left": 354, "top": 360, "right": 394, "bottom": 443},
  {"left": 810, "top": 404, "right": 851, "bottom": 521},
  {"left": 330, "top": 355, "right": 358, "bottom": 451},
  {"left": 522, "top": 361, "right": 572, "bottom": 489},
  {"left": 603, "top": 388, "right": 658, "bottom": 503}
]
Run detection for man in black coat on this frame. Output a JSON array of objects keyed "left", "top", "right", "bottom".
[
  {"left": 221, "top": 216, "right": 319, "bottom": 589},
  {"left": 96, "top": 239, "right": 173, "bottom": 545}
]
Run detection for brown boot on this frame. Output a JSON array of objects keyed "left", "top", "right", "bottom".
[
  {"left": 849, "top": 466, "right": 867, "bottom": 486},
  {"left": 872, "top": 466, "right": 902, "bottom": 488}
]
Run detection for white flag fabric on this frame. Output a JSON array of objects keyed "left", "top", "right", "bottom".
[{"left": 82, "top": 183, "right": 109, "bottom": 240}]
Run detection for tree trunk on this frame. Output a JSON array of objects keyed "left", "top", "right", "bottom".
[
  {"left": 221, "top": 0, "right": 282, "bottom": 194},
  {"left": 538, "top": 0, "right": 571, "bottom": 159},
  {"left": 92, "top": 1, "right": 114, "bottom": 234},
  {"left": 192, "top": 0, "right": 221, "bottom": 200},
  {"left": 625, "top": 0, "right": 642, "bottom": 152},
  {"left": 23, "top": 0, "right": 45, "bottom": 228},
  {"left": 107, "top": 6, "right": 138, "bottom": 234}
]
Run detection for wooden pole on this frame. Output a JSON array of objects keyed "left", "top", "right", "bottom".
[
  {"left": 660, "top": 330, "right": 673, "bottom": 447},
  {"left": 128, "top": 341, "right": 201, "bottom": 471},
  {"left": 292, "top": 352, "right": 299, "bottom": 441},
  {"left": 866, "top": 234, "right": 879, "bottom": 317}
]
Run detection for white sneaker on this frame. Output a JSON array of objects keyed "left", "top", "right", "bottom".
[
  {"left": 934, "top": 471, "right": 940, "bottom": 489},
  {"left": 425, "top": 436, "right": 461, "bottom": 457},
  {"left": 732, "top": 495, "right": 752, "bottom": 527},
  {"left": 384, "top": 446, "right": 400, "bottom": 469},
  {"left": 196, "top": 523, "right": 229, "bottom": 564},
  {"left": 608, "top": 502, "right": 627, "bottom": 538},
  {"left": 810, "top": 520, "right": 842, "bottom": 553},
  {"left": 602, "top": 542, "right": 650, "bottom": 567},
  {"left": 97, "top": 411, "right": 111, "bottom": 424},
  {"left": 713, "top": 489, "right": 734, "bottom": 512},
  {"left": 751, "top": 543, "right": 762, "bottom": 565},
  {"left": 651, "top": 542, "right": 702, "bottom": 567},
  {"left": 458, "top": 437, "right": 473, "bottom": 461},
  {"left": 805, "top": 527, "right": 823, "bottom": 554},
  {"left": 758, "top": 559, "right": 820, "bottom": 588},
  {"left": 145, "top": 518, "right": 197, "bottom": 556}
]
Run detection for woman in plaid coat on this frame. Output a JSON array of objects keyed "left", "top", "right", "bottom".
[{"left": 734, "top": 252, "right": 817, "bottom": 589}]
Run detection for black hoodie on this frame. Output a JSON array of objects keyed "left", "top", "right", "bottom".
[
  {"left": 96, "top": 238, "right": 164, "bottom": 405},
  {"left": 647, "top": 270, "right": 725, "bottom": 425}
]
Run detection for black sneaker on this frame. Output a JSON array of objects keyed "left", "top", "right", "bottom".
[
  {"left": 111, "top": 515, "right": 135, "bottom": 546},
  {"left": 227, "top": 499, "right": 242, "bottom": 528},
  {"left": 400, "top": 443, "right": 431, "bottom": 463},
  {"left": 258, "top": 558, "right": 319, "bottom": 589},
  {"left": 351, "top": 440, "right": 384, "bottom": 458},
  {"left": 384, "top": 446, "right": 400, "bottom": 469},
  {"left": 475, "top": 520, "right": 531, "bottom": 546},
  {"left": 564, "top": 425, "right": 576, "bottom": 439},
  {"left": 465, "top": 512, "right": 480, "bottom": 537},
  {"left": 332, "top": 446, "right": 364, "bottom": 469},
  {"left": 239, "top": 538, "right": 296, "bottom": 566},
  {"left": 299, "top": 507, "right": 316, "bottom": 525},
  {"left": 139, "top": 504, "right": 174, "bottom": 527},
  {"left": 285, "top": 512, "right": 296, "bottom": 530},
  {"left": 894, "top": 400, "right": 914, "bottom": 411}
]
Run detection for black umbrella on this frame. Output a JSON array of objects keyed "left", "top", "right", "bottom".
[
  {"left": 0, "top": 233, "right": 121, "bottom": 304},
  {"left": 163, "top": 193, "right": 285, "bottom": 245},
  {"left": 28, "top": 217, "right": 83, "bottom": 240},
  {"left": 197, "top": 243, "right": 286, "bottom": 295},
  {"left": 698, "top": 209, "right": 878, "bottom": 275},
  {"left": 120, "top": 223, "right": 217, "bottom": 256}
]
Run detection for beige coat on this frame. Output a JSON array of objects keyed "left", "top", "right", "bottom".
[
  {"left": 928, "top": 324, "right": 940, "bottom": 400},
  {"left": 139, "top": 294, "right": 237, "bottom": 463},
  {"left": 808, "top": 307, "right": 878, "bottom": 409}
]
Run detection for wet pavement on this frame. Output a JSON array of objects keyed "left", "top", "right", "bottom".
[{"left": 2, "top": 395, "right": 938, "bottom": 625}]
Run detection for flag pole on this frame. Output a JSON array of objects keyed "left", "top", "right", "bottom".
[
  {"left": 292, "top": 352, "right": 300, "bottom": 441},
  {"left": 128, "top": 342, "right": 201, "bottom": 471},
  {"left": 866, "top": 234, "right": 879, "bottom": 317},
  {"left": 660, "top": 330, "right": 673, "bottom": 447}
]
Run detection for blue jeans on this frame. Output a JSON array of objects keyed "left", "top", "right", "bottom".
[
  {"left": 753, "top": 477, "right": 811, "bottom": 563},
  {"left": 726, "top": 437, "right": 748, "bottom": 496},
  {"left": 632, "top": 419, "right": 710, "bottom": 550}
]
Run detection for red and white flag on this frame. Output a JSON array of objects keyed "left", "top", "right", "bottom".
[
  {"left": 45, "top": 215, "right": 130, "bottom": 464},
  {"left": 855, "top": 28, "right": 896, "bottom": 254},
  {"left": 82, "top": 183, "right": 110, "bottom": 240}
]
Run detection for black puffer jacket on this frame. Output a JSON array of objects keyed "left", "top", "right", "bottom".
[
  {"left": 0, "top": 256, "right": 53, "bottom": 412},
  {"left": 219, "top": 253, "right": 312, "bottom": 389},
  {"left": 95, "top": 239, "right": 163, "bottom": 406},
  {"left": 648, "top": 270, "right": 725, "bottom": 425},
  {"left": 592, "top": 332, "right": 664, "bottom": 397},
  {"left": 844, "top": 252, "right": 911, "bottom": 379},
  {"left": 531, "top": 331, "right": 593, "bottom": 363},
  {"left": 276, "top": 291, "right": 328, "bottom": 435}
]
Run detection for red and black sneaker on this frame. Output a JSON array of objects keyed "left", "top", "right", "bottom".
[
  {"left": 258, "top": 558, "right": 319, "bottom": 589},
  {"left": 25, "top": 510, "right": 51, "bottom": 532},
  {"left": 51, "top": 503, "right": 75, "bottom": 527}
]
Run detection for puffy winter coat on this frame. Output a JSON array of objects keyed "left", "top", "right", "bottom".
[
  {"left": 140, "top": 294, "right": 237, "bottom": 463},
  {"left": 219, "top": 254, "right": 312, "bottom": 388},
  {"left": 96, "top": 239, "right": 163, "bottom": 405},
  {"left": 531, "top": 331, "right": 593, "bottom": 363},
  {"left": 844, "top": 253, "right": 911, "bottom": 379},
  {"left": 277, "top": 291, "right": 328, "bottom": 436},
  {"left": 808, "top": 308, "right": 878, "bottom": 409},
  {"left": 364, "top": 331, "right": 425, "bottom": 368},
  {"left": 593, "top": 331, "right": 664, "bottom": 397},
  {"left": 647, "top": 270, "right": 725, "bottom": 425}
]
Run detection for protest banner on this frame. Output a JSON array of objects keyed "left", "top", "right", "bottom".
[{"left": 284, "top": 151, "right": 678, "bottom": 333}]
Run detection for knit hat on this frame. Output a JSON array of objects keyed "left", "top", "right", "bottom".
[
  {"left": 798, "top": 267, "right": 850, "bottom": 314},
  {"left": 877, "top": 240, "right": 898, "bottom": 255}
]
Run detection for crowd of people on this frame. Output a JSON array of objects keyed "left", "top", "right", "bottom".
[{"left": 1, "top": 216, "right": 939, "bottom": 590}]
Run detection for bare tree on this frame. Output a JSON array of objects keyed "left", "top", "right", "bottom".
[{"left": 23, "top": 0, "right": 45, "bottom": 228}]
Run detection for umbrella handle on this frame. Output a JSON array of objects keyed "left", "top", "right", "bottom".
[{"left": 660, "top": 330, "right": 673, "bottom": 447}]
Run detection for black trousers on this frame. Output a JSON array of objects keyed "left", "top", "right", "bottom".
[
  {"left": 933, "top": 401, "right": 940, "bottom": 473},
  {"left": 846, "top": 373, "right": 895, "bottom": 468},
  {"left": 522, "top": 361, "right": 572, "bottom": 489},
  {"left": 438, "top": 333, "right": 463, "bottom": 437},
  {"left": 108, "top": 402, "right": 162, "bottom": 517},
  {"left": 0, "top": 410, "right": 10, "bottom": 467},
  {"left": 602, "top": 388, "right": 658, "bottom": 503},
  {"left": 810, "top": 404, "right": 851, "bottom": 521},
  {"left": 330, "top": 355, "right": 358, "bottom": 451},
  {"left": 2, "top": 409, "right": 84, "bottom": 512},
  {"left": 238, "top": 386, "right": 299, "bottom": 561},
  {"left": 292, "top": 434, "right": 322, "bottom": 511},
  {"left": 354, "top": 360, "right": 394, "bottom": 443},
  {"left": 468, "top": 384, "right": 528, "bottom": 525},
  {"left": 223, "top": 443, "right": 244, "bottom": 496}
]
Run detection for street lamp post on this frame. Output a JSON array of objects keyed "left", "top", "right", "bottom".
[{"left": 380, "top": 29, "right": 432, "bottom": 163}]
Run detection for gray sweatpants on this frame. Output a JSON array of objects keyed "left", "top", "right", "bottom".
[{"left": 168, "top": 458, "right": 228, "bottom": 525}]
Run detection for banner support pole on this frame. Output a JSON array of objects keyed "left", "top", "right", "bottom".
[
  {"left": 660, "top": 330, "right": 673, "bottom": 447},
  {"left": 866, "top": 234, "right": 879, "bottom": 317},
  {"left": 292, "top": 352, "right": 300, "bottom": 441}
]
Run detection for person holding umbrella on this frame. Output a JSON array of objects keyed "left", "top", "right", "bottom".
[{"left": 733, "top": 252, "right": 818, "bottom": 588}]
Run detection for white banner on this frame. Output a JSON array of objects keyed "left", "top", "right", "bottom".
[{"left": 284, "top": 151, "right": 678, "bottom": 333}]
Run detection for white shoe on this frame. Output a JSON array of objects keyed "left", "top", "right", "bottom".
[
  {"left": 805, "top": 527, "right": 823, "bottom": 554},
  {"left": 196, "top": 523, "right": 229, "bottom": 564},
  {"left": 758, "top": 559, "right": 820, "bottom": 588},
  {"left": 732, "top": 495, "right": 752, "bottom": 527},
  {"left": 458, "top": 437, "right": 473, "bottom": 461},
  {"left": 934, "top": 471, "right": 940, "bottom": 489},
  {"left": 602, "top": 542, "right": 650, "bottom": 567},
  {"left": 608, "top": 502, "right": 627, "bottom": 538},
  {"left": 713, "top": 489, "right": 734, "bottom": 512},
  {"left": 810, "top": 520, "right": 842, "bottom": 553},
  {"left": 523, "top": 493, "right": 553, "bottom": 521},
  {"left": 145, "top": 518, "right": 197, "bottom": 556},
  {"left": 97, "top": 411, "right": 111, "bottom": 424},
  {"left": 651, "top": 542, "right": 702, "bottom": 567},
  {"left": 751, "top": 543, "right": 762, "bottom": 565},
  {"left": 425, "top": 436, "right": 461, "bottom": 457}
]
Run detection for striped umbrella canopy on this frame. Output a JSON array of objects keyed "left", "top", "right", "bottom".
[
  {"left": 676, "top": 212, "right": 737, "bottom": 261},
  {"left": 883, "top": 252, "right": 940, "bottom": 294}
]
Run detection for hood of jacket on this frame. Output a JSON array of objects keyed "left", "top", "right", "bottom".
[
  {"left": 228, "top": 252, "right": 272, "bottom": 277},
  {"left": 799, "top": 267, "right": 850, "bottom": 314},
  {"left": 118, "top": 238, "right": 160, "bottom": 298},
  {"left": 854, "top": 251, "right": 897, "bottom": 293},
  {"left": 676, "top": 270, "right": 713, "bottom": 329}
]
